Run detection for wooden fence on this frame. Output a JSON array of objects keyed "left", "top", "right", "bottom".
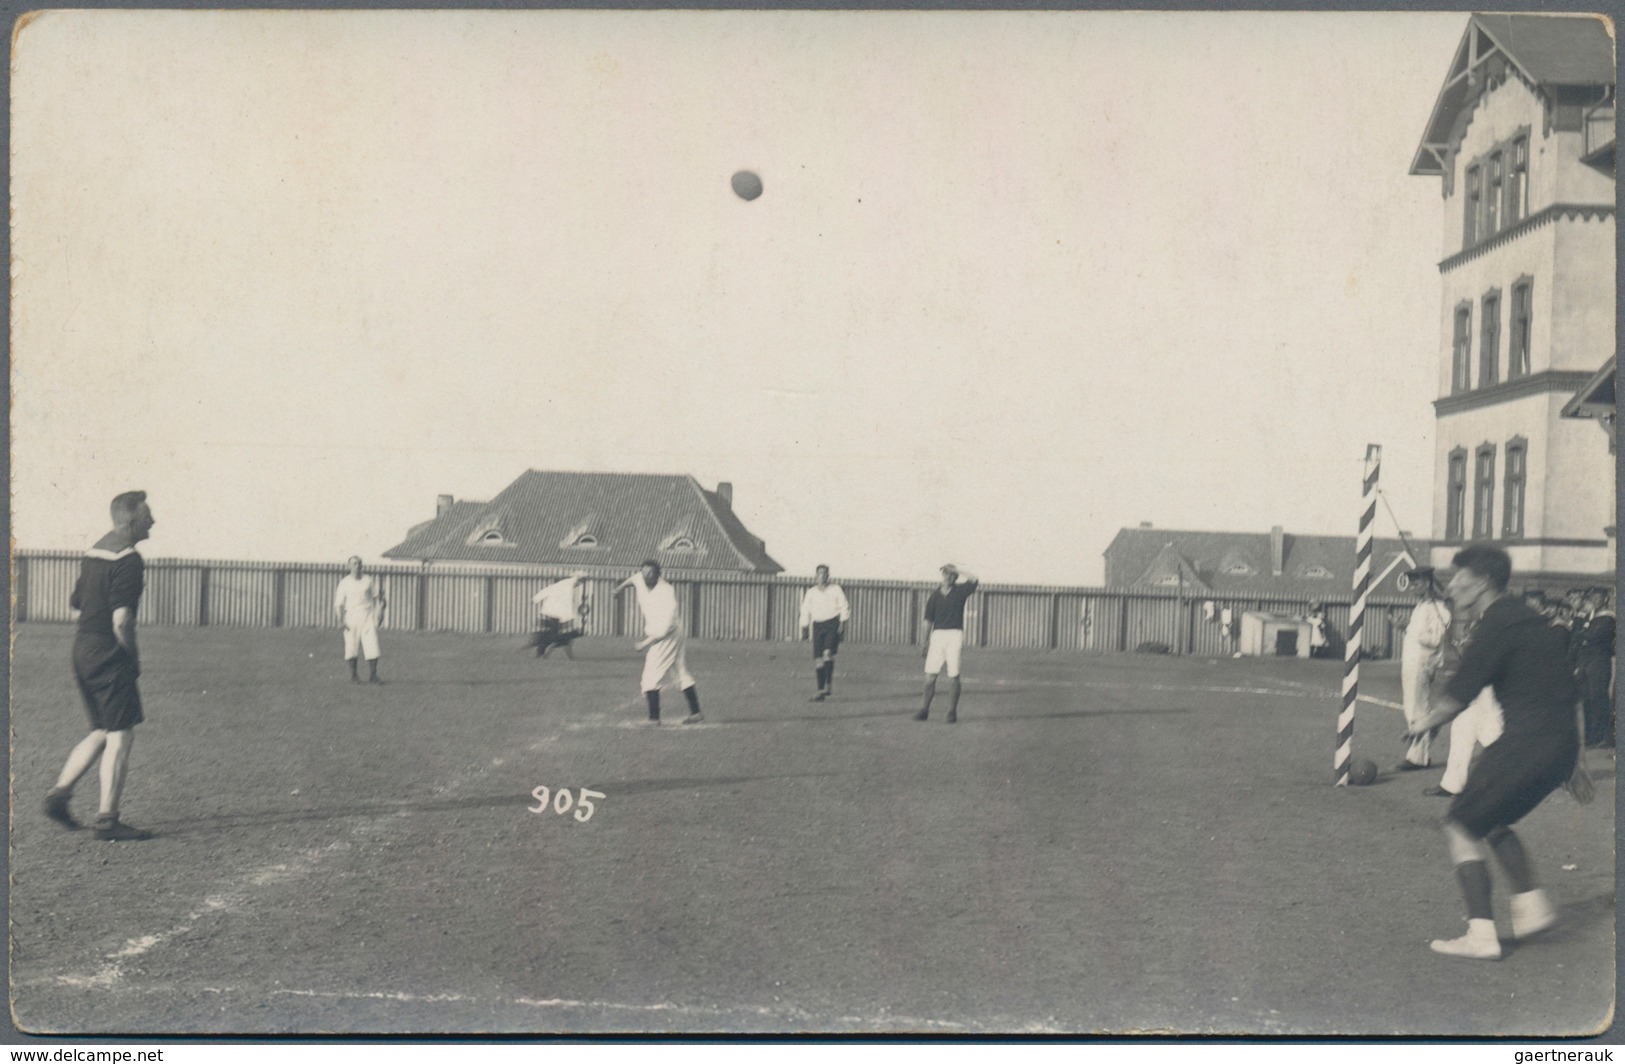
[{"left": 12, "top": 551, "right": 1417, "bottom": 658}]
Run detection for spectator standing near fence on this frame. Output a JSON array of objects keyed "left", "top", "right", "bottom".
[
  {"left": 1397, "top": 571, "right": 1451, "bottom": 771},
  {"left": 43, "top": 491, "right": 156, "bottom": 841},
  {"left": 1572, "top": 590, "right": 1615, "bottom": 748},
  {"left": 915, "top": 564, "right": 978, "bottom": 723},
  {"left": 334, "top": 556, "right": 387, "bottom": 684},
  {"left": 799, "top": 565, "right": 850, "bottom": 702}
]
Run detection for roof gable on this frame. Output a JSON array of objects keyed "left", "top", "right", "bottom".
[{"left": 1413, "top": 14, "right": 1615, "bottom": 177}]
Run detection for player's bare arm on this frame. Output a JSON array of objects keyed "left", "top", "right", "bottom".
[
  {"left": 1406, "top": 693, "right": 1467, "bottom": 737},
  {"left": 112, "top": 605, "right": 139, "bottom": 674}
]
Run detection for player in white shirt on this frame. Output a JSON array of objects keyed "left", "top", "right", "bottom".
[
  {"left": 799, "top": 565, "right": 851, "bottom": 702},
  {"left": 616, "top": 560, "right": 702, "bottom": 724},
  {"left": 529, "top": 572, "right": 591, "bottom": 658},
  {"left": 334, "top": 556, "right": 387, "bottom": 683}
]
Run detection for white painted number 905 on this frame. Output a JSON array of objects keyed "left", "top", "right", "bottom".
[{"left": 529, "top": 786, "right": 605, "bottom": 822}]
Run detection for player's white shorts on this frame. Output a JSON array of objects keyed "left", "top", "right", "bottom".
[
  {"left": 343, "top": 619, "right": 381, "bottom": 661},
  {"left": 924, "top": 628, "right": 965, "bottom": 677},
  {"left": 642, "top": 633, "right": 696, "bottom": 693}
]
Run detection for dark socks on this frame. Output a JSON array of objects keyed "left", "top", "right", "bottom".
[
  {"left": 1454, "top": 860, "right": 1494, "bottom": 921},
  {"left": 1488, "top": 829, "right": 1535, "bottom": 894},
  {"left": 824, "top": 660, "right": 835, "bottom": 694},
  {"left": 646, "top": 690, "right": 661, "bottom": 720},
  {"left": 683, "top": 686, "right": 701, "bottom": 715},
  {"left": 946, "top": 677, "right": 962, "bottom": 718}
]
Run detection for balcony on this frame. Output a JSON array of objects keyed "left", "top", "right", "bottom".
[{"left": 1581, "top": 102, "right": 1615, "bottom": 172}]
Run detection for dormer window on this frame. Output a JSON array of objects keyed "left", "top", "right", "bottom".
[
  {"left": 467, "top": 516, "right": 515, "bottom": 548},
  {"left": 1301, "top": 565, "right": 1334, "bottom": 579},
  {"left": 560, "top": 516, "right": 605, "bottom": 550},
  {"left": 1222, "top": 561, "right": 1253, "bottom": 576},
  {"left": 658, "top": 531, "right": 703, "bottom": 553}
]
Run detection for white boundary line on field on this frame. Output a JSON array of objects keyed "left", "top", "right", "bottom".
[{"left": 15, "top": 977, "right": 1066, "bottom": 1033}]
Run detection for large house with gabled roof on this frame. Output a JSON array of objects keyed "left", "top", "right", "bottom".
[
  {"left": 1410, "top": 13, "right": 1614, "bottom": 588},
  {"left": 1104, "top": 524, "right": 1422, "bottom": 600},
  {"left": 383, "top": 470, "right": 783, "bottom": 574}
]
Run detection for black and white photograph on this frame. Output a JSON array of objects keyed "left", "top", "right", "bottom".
[{"left": 7, "top": 7, "right": 1618, "bottom": 1042}]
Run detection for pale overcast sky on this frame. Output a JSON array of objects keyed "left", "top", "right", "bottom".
[{"left": 12, "top": 10, "right": 1466, "bottom": 585}]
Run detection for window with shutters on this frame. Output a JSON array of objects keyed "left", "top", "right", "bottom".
[
  {"left": 1508, "top": 278, "right": 1533, "bottom": 378},
  {"left": 1447, "top": 448, "right": 1468, "bottom": 541},
  {"left": 1502, "top": 437, "right": 1527, "bottom": 539},
  {"left": 1452, "top": 303, "right": 1473, "bottom": 393},
  {"left": 1506, "top": 134, "right": 1529, "bottom": 225},
  {"left": 1463, "top": 164, "right": 1481, "bottom": 247},
  {"left": 1484, "top": 152, "right": 1502, "bottom": 237},
  {"left": 1472, "top": 444, "right": 1496, "bottom": 540},
  {"left": 1479, "top": 290, "right": 1501, "bottom": 387}
]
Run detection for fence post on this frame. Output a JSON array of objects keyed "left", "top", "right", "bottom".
[
  {"left": 1116, "top": 593, "right": 1128, "bottom": 652},
  {"left": 198, "top": 566, "right": 211, "bottom": 627},
  {"left": 764, "top": 582, "right": 775, "bottom": 642},
  {"left": 483, "top": 575, "right": 495, "bottom": 633},
  {"left": 14, "top": 555, "right": 27, "bottom": 624},
  {"left": 272, "top": 569, "right": 286, "bottom": 628}
]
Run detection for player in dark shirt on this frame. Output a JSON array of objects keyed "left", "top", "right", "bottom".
[
  {"left": 43, "top": 491, "right": 156, "bottom": 841},
  {"left": 1404, "top": 546, "right": 1581, "bottom": 960},
  {"left": 914, "top": 564, "right": 978, "bottom": 723}
]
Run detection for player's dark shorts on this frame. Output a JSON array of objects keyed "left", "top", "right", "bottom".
[
  {"left": 72, "top": 635, "right": 144, "bottom": 732},
  {"left": 812, "top": 618, "right": 842, "bottom": 658},
  {"left": 1449, "top": 729, "right": 1577, "bottom": 839}
]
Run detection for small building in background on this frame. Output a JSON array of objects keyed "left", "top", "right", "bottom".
[
  {"left": 1238, "top": 611, "right": 1315, "bottom": 659},
  {"left": 1103, "top": 523, "right": 1422, "bottom": 599},
  {"left": 383, "top": 470, "right": 783, "bottom": 574}
]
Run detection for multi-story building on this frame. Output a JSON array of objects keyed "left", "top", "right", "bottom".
[{"left": 1410, "top": 13, "right": 1615, "bottom": 589}]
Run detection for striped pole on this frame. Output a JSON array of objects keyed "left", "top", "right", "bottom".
[{"left": 1337, "top": 444, "right": 1381, "bottom": 786}]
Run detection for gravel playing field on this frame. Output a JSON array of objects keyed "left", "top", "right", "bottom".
[{"left": 8, "top": 623, "right": 1616, "bottom": 1036}]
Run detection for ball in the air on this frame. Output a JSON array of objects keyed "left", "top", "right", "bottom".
[
  {"left": 731, "top": 170, "right": 763, "bottom": 201},
  {"left": 1348, "top": 758, "right": 1378, "bottom": 786}
]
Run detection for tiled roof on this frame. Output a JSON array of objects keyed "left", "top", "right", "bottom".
[
  {"left": 1413, "top": 14, "right": 1615, "bottom": 176},
  {"left": 1104, "top": 528, "right": 1422, "bottom": 598},
  {"left": 1473, "top": 14, "right": 1615, "bottom": 86},
  {"left": 383, "top": 470, "right": 783, "bottom": 573}
]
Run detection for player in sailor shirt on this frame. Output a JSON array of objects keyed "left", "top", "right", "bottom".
[
  {"left": 334, "top": 556, "right": 387, "bottom": 683},
  {"left": 616, "top": 560, "right": 703, "bottom": 724},
  {"left": 799, "top": 565, "right": 851, "bottom": 701},
  {"left": 914, "top": 563, "right": 978, "bottom": 723},
  {"left": 43, "top": 491, "right": 157, "bottom": 841}
]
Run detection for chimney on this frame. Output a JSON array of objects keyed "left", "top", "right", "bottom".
[
  {"left": 1139, "top": 521, "right": 1153, "bottom": 529},
  {"left": 437, "top": 494, "right": 455, "bottom": 518},
  {"left": 716, "top": 482, "right": 733, "bottom": 505},
  {"left": 1270, "top": 525, "right": 1285, "bottom": 576}
]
